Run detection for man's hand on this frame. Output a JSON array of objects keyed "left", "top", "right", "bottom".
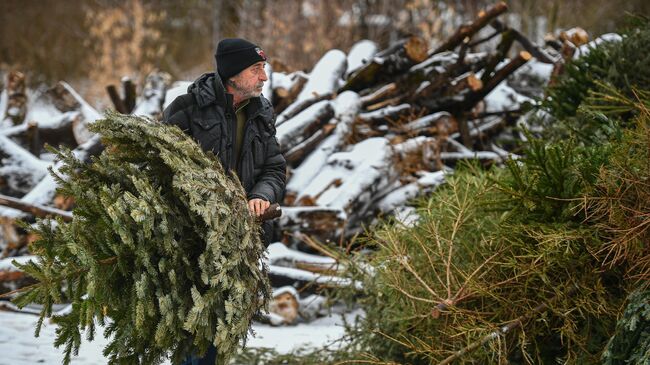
[{"left": 248, "top": 198, "right": 270, "bottom": 217}]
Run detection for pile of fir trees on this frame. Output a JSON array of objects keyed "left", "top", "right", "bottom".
[
  {"left": 12, "top": 112, "right": 270, "bottom": 365},
  {"left": 230, "top": 16, "right": 650, "bottom": 365}
]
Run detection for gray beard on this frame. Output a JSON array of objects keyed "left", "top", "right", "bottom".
[{"left": 229, "top": 79, "right": 262, "bottom": 100}]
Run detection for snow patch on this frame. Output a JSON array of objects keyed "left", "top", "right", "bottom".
[
  {"left": 346, "top": 40, "right": 378, "bottom": 77},
  {"left": 297, "top": 50, "right": 347, "bottom": 102}
]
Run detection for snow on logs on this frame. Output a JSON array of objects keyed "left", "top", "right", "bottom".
[
  {"left": 272, "top": 1, "right": 564, "bottom": 248},
  {"left": 341, "top": 36, "right": 428, "bottom": 92},
  {"left": 276, "top": 100, "right": 335, "bottom": 156},
  {"left": 345, "top": 40, "right": 378, "bottom": 78},
  {"left": 274, "top": 49, "right": 347, "bottom": 125},
  {"left": 284, "top": 92, "right": 360, "bottom": 202},
  {"left": 0, "top": 135, "right": 50, "bottom": 194},
  {"left": 295, "top": 49, "right": 347, "bottom": 103}
]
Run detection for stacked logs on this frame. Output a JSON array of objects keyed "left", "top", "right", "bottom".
[{"left": 271, "top": 2, "right": 562, "bottom": 249}]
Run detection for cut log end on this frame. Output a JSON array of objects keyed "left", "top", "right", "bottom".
[
  {"left": 467, "top": 74, "right": 483, "bottom": 91},
  {"left": 268, "top": 291, "right": 300, "bottom": 325},
  {"left": 54, "top": 195, "right": 75, "bottom": 211},
  {"left": 405, "top": 36, "right": 429, "bottom": 63},
  {"left": 560, "top": 27, "right": 589, "bottom": 47},
  {"left": 7, "top": 71, "right": 25, "bottom": 90}
]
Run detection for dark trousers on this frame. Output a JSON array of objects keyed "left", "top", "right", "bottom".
[{"left": 180, "top": 344, "right": 217, "bottom": 365}]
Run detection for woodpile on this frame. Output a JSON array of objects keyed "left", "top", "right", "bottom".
[
  {"left": 275, "top": 1, "right": 560, "bottom": 249},
  {"left": 0, "top": 2, "right": 595, "bottom": 325}
]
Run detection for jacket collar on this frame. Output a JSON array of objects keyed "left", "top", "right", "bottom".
[{"left": 188, "top": 72, "right": 273, "bottom": 120}]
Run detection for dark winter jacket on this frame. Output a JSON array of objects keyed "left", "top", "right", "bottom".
[{"left": 162, "top": 72, "right": 286, "bottom": 205}]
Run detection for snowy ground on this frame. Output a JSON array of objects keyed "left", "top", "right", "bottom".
[{"left": 0, "top": 309, "right": 361, "bottom": 364}]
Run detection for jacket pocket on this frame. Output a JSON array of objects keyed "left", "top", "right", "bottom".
[{"left": 193, "top": 119, "right": 223, "bottom": 155}]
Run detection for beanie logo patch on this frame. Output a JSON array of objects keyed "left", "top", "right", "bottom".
[{"left": 255, "top": 47, "right": 267, "bottom": 60}]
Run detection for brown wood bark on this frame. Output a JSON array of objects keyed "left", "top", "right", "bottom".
[
  {"left": 481, "top": 29, "right": 516, "bottom": 83},
  {"left": 26, "top": 121, "right": 40, "bottom": 156},
  {"left": 477, "top": 51, "right": 532, "bottom": 101},
  {"left": 549, "top": 40, "right": 577, "bottom": 86},
  {"left": 107, "top": 84, "right": 128, "bottom": 114},
  {"left": 448, "top": 73, "right": 483, "bottom": 96},
  {"left": 277, "top": 101, "right": 335, "bottom": 154},
  {"left": 276, "top": 93, "right": 332, "bottom": 126},
  {"left": 278, "top": 206, "right": 346, "bottom": 243},
  {"left": 420, "top": 51, "right": 532, "bottom": 113},
  {"left": 273, "top": 73, "right": 308, "bottom": 114},
  {"left": 257, "top": 203, "right": 282, "bottom": 222},
  {"left": 268, "top": 291, "right": 299, "bottom": 324},
  {"left": 0, "top": 193, "right": 72, "bottom": 222},
  {"left": 341, "top": 36, "right": 428, "bottom": 92},
  {"left": 284, "top": 123, "right": 336, "bottom": 166},
  {"left": 0, "top": 271, "right": 25, "bottom": 282},
  {"left": 360, "top": 82, "right": 398, "bottom": 107},
  {"left": 107, "top": 77, "right": 139, "bottom": 114},
  {"left": 0, "top": 216, "right": 25, "bottom": 258},
  {"left": 123, "top": 78, "right": 136, "bottom": 113},
  {"left": 432, "top": 2, "right": 508, "bottom": 55},
  {"left": 357, "top": 103, "right": 413, "bottom": 124},
  {"left": 46, "top": 82, "right": 81, "bottom": 112},
  {"left": 490, "top": 19, "right": 556, "bottom": 64},
  {"left": 366, "top": 95, "right": 406, "bottom": 111},
  {"left": 414, "top": 70, "right": 482, "bottom": 105},
  {"left": 400, "top": 112, "right": 457, "bottom": 137}
]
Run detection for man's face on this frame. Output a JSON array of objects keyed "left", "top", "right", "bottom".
[{"left": 228, "top": 61, "right": 268, "bottom": 99}]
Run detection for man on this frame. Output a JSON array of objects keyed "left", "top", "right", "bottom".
[
  {"left": 163, "top": 38, "right": 286, "bottom": 243},
  {"left": 162, "top": 39, "right": 285, "bottom": 364}
]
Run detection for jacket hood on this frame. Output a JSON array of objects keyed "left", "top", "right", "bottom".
[{"left": 187, "top": 72, "right": 227, "bottom": 108}]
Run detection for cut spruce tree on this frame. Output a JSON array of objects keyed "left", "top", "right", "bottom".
[{"left": 10, "top": 111, "right": 271, "bottom": 365}]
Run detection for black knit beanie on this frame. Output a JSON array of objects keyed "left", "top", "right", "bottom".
[{"left": 215, "top": 38, "right": 267, "bottom": 81}]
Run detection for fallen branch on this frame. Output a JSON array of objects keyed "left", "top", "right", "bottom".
[
  {"left": 432, "top": 2, "right": 508, "bottom": 55},
  {"left": 490, "top": 19, "right": 557, "bottom": 64},
  {"left": 0, "top": 193, "right": 72, "bottom": 221}
]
